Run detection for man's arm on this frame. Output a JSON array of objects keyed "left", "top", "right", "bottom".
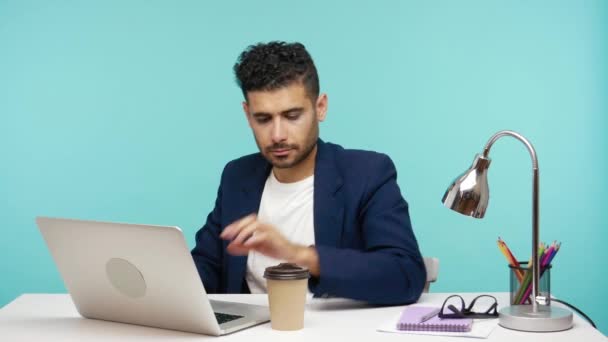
[
  {"left": 307, "top": 154, "right": 426, "bottom": 305},
  {"left": 190, "top": 171, "right": 226, "bottom": 293},
  {"left": 221, "top": 214, "right": 320, "bottom": 277},
  {"left": 221, "top": 154, "right": 426, "bottom": 305}
]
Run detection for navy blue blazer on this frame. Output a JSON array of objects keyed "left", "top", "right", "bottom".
[{"left": 191, "top": 139, "right": 426, "bottom": 305}]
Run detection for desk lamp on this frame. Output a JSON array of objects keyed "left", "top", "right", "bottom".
[{"left": 441, "top": 130, "right": 573, "bottom": 332}]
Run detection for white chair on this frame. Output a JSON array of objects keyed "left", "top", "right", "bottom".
[{"left": 423, "top": 257, "right": 439, "bottom": 292}]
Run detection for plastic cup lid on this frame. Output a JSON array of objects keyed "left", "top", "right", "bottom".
[{"left": 263, "top": 263, "right": 310, "bottom": 280}]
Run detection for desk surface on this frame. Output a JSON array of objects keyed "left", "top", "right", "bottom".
[{"left": 0, "top": 292, "right": 605, "bottom": 341}]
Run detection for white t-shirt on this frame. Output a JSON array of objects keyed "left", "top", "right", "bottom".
[{"left": 245, "top": 171, "right": 315, "bottom": 293}]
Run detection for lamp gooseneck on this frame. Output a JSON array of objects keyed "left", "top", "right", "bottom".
[
  {"left": 482, "top": 130, "right": 541, "bottom": 311},
  {"left": 443, "top": 130, "right": 573, "bottom": 331}
]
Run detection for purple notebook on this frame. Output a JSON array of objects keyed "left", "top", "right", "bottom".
[{"left": 396, "top": 306, "right": 472, "bottom": 332}]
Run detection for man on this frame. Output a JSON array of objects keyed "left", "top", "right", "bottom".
[{"left": 191, "top": 41, "right": 426, "bottom": 305}]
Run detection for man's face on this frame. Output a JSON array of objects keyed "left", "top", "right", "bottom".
[{"left": 243, "top": 82, "right": 327, "bottom": 169}]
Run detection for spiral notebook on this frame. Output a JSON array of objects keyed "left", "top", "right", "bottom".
[{"left": 396, "top": 306, "right": 473, "bottom": 332}]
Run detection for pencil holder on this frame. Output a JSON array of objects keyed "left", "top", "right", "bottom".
[{"left": 509, "top": 261, "right": 551, "bottom": 305}]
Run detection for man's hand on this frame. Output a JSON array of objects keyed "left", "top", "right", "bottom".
[
  {"left": 220, "top": 214, "right": 320, "bottom": 276},
  {"left": 220, "top": 214, "right": 295, "bottom": 259}
]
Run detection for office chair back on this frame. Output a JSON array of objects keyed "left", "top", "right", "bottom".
[{"left": 423, "top": 257, "right": 439, "bottom": 292}]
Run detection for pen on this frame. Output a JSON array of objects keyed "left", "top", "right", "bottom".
[{"left": 419, "top": 308, "right": 440, "bottom": 323}]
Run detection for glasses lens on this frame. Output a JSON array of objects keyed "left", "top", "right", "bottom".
[
  {"left": 441, "top": 296, "right": 464, "bottom": 316},
  {"left": 470, "top": 296, "right": 497, "bottom": 313}
]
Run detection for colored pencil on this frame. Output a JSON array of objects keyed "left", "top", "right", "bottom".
[
  {"left": 514, "top": 243, "right": 547, "bottom": 304},
  {"left": 517, "top": 242, "right": 560, "bottom": 304},
  {"left": 498, "top": 237, "right": 524, "bottom": 282}
]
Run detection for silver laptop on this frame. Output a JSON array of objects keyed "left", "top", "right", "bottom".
[{"left": 36, "top": 216, "right": 270, "bottom": 336}]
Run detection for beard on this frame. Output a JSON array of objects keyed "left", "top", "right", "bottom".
[
  {"left": 255, "top": 125, "right": 319, "bottom": 169},
  {"left": 268, "top": 139, "right": 317, "bottom": 169}
]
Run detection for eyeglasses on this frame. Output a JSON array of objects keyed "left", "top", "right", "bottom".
[{"left": 438, "top": 295, "right": 499, "bottom": 319}]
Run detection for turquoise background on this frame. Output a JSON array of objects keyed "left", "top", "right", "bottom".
[{"left": 1, "top": 0, "right": 606, "bottom": 334}]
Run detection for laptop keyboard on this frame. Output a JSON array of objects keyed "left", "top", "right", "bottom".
[{"left": 214, "top": 312, "right": 244, "bottom": 324}]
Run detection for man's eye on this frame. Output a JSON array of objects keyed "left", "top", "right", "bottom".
[
  {"left": 286, "top": 114, "right": 301, "bottom": 120},
  {"left": 256, "top": 117, "right": 271, "bottom": 124}
]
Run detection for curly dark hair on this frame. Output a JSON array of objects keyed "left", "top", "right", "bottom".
[{"left": 234, "top": 41, "right": 319, "bottom": 101}]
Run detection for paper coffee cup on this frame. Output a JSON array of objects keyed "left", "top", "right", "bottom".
[{"left": 264, "top": 263, "right": 309, "bottom": 331}]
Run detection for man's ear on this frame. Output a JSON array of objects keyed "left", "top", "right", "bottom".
[
  {"left": 316, "top": 93, "right": 328, "bottom": 122},
  {"left": 242, "top": 101, "right": 252, "bottom": 127}
]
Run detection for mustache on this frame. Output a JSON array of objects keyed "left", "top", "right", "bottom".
[{"left": 266, "top": 143, "right": 298, "bottom": 152}]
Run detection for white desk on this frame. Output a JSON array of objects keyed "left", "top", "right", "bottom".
[{"left": 0, "top": 292, "right": 604, "bottom": 341}]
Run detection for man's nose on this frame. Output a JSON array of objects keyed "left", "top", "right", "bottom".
[{"left": 271, "top": 118, "right": 287, "bottom": 143}]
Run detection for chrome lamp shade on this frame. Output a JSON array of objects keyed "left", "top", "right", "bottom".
[
  {"left": 441, "top": 130, "right": 573, "bottom": 332},
  {"left": 442, "top": 154, "right": 490, "bottom": 219}
]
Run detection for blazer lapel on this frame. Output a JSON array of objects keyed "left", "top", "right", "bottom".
[
  {"left": 314, "top": 140, "right": 345, "bottom": 248},
  {"left": 226, "top": 155, "right": 271, "bottom": 293},
  {"left": 240, "top": 155, "right": 272, "bottom": 217},
  {"left": 226, "top": 141, "right": 345, "bottom": 292}
]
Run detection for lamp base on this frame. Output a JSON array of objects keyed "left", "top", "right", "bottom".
[{"left": 499, "top": 305, "right": 573, "bottom": 332}]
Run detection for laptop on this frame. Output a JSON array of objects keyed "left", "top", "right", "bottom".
[{"left": 36, "top": 216, "right": 270, "bottom": 336}]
